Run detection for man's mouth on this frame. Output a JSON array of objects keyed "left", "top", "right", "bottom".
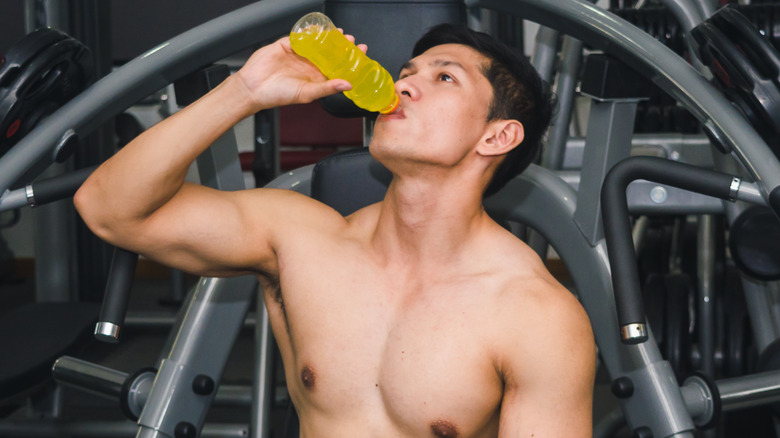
[{"left": 380, "top": 106, "right": 405, "bottom": 119}]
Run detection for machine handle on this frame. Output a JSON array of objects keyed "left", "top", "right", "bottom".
[
  {"left": 601, "top": 156, "right": 736, "bottom": 344},
  {"left": 27, "top": 165, "right": 95, "bottom": 206},
  {"left": 95, "top": 247, "right": 139, "bottom": 342}
]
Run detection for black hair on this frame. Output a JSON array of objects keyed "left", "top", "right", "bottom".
[{"left": 412, "top": 24, "right": 556, "bottom": 198}]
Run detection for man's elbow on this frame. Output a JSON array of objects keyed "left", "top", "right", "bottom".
[{"left": 74, "top": 180, "right": 117, "bottom": 244}]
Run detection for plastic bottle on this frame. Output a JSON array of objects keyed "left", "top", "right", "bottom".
[{"left": 289, "top": 12, "right": 399, "bottom": 114}]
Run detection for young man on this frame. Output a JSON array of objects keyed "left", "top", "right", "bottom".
[{"left": 75, "top": 24, "right": 596, "bottom": 437}]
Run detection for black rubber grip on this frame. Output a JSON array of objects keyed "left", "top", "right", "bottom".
[
  {"left": 601, "top": 156, "right": 737, "bottom": 344},
  {"left": 96, "top": 247, "right": 139, "bottom": 341},
  {"left": 30, "top": 166, "right": 96, "bottom": 205}
]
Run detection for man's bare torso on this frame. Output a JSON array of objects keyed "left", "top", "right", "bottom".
[{"left": 260, "top": 201, "right": 566, "bottom": 437}]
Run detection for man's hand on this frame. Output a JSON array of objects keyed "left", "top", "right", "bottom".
[{"left": 234, "top": 34, "right": 366, "bottom": 112}]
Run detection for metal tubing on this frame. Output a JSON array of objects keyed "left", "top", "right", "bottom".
[
  {"left": 52, "top": 356, "right": 125, "bottom": 399},
  {"left": 543, "top": 35, "right": 582, "bottom": 172},
  {"left": 574, "top": 99, "right": 639, "bottom": 247},
  {"left": 531, "top": 26, "right": 559, "bottom": 82},
  {"left": 593, "top": 406, "right": 626, "bottom": 438},
  {"left": 137, "top": 276, "right": 256, "bottom": 438},
  {"left": 697, "top": 215, "right": 716, "bottom": 378},
  {"left": 467, "top": 0, "right": 780, "bottom": 211},
  {"left": 0, "top": 189, "right": 29, "bottom": 212},
  {"left": 656, "top": 0, "right": 704, "bottom": 42},
  {"left": 0, "top": 0, "right": 324, "bottom": 193},
  {"left": 528, "top": 34, "right": 584, "bottom": 259},
  {"left": 0, "top": 421, "right": 248, "bottom": 438},
  {"left": 251, "top": 298, "right": 275, "bottom": 438},
  {"left": 601, "top": 156, "right": 737, "bottom": 342},
  {"left": 718, "top": 370, "right": 780, "bottom": 412},
  {"left": 741, "top": 277, "right": 780, "bottom": 353}
]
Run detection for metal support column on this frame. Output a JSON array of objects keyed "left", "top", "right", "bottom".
[{"left": 25, "top": 0, "right": 78, "bottom": 302}]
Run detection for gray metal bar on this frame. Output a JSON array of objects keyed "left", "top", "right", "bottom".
[
  {"left": 214, "top": 384, "right": 253, "bottom": 407},
  {"left": 52, "top": 356, "right": 125, "bottom": 400},
  {"left": 543, "top": 36, "right": 582, "bottom": 171},
  {"left": 563, "top": 133, "right": 714, "bottom": 170},
  {"left": 531, "top": 26, "right": 559, "bottom": 82},
  {"left": 696, "top": 215, "right": 716, "bottom": 378},
  {"left": 573, "top": 99, "right": 639, "bottom": 246},
  {"left": 0, "top": 0, "right": 324, "bottom": 193},
  {"left": 25, "top": 2, "right": 78, "bottom": 304},
  {"left": 196, "top": 126, "right": 245, "bottom": 191},
  {"left": 742, "top": 277, "right": 780, "bottom": 353},
  {"left": 528, "top": 34, "right": 584, "bottom": 258},
  {"left": 693, "top": 0, "right": 716, "bottom": 20},
  {"left": 467, "top": 0, "right": 780, "bottom": 208},
  {"left": 718, "top": 370, "right": 780, "bottom": 412},
  {"left": 656, "top": 0, "right": 703, "bottom": 42},
  {"left": 0, "top": 421, "right": 248, "bottom": 438},
  {"left": 251, "top": 298, "right": 275, "bottom": 438},
  {"left": 593, "top": 406, "right": 626, "bottom": 438},
  {"left": 123, "top": 310, "right": 258, "bottom": 330},
  {"left": 737, "top": 182, "right": 768, "bottom": 206},
  {"left": 0, "top": 189, "right": 30, "bottom": 212},
  {"left": 136, "top": 276, "right": 256, "bottom": 438}
]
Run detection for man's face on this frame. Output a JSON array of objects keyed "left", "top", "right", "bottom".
[{"left": 370, "top": 44, "right": 494, "bottom": 170}]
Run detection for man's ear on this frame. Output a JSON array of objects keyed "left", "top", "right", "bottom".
[{"left": 478, "top": 120, "right": 524, "bottom": 157}]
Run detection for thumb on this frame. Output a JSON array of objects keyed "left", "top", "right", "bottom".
[
  {"left": 304, "top": 79, "right": 351, "bottom": 101},
  {"left": 331, "top": 79, "right": 352, "bottom": 92}
]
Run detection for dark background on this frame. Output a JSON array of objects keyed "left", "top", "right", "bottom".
[{"left": 1, "top": 0, "right": 259, "bottom": 63}]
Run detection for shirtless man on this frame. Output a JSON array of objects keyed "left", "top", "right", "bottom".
[{"left": 75, "top": 23, "right": 596, "bottom": 437}]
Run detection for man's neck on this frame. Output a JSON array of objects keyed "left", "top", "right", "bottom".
[{"left": 369, "top": 172, "right": 490, "bottom": 277}]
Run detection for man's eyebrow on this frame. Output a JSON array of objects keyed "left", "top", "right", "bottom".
[
  {"left": 398, "top": 59, "right": 467, "bottom": 75},
  {"left": 399, "top": 61, "right": 415, "bottom": 75},
  {"left": 431, "top": 59, "right": 467, "bottom": 72}
]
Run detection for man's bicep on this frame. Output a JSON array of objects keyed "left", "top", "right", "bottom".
[
  {"left": 498, "top": 292, "right": 597, "bottom": 437},
  {"left": 121, "top": 185, "right": 332, "bottom": 277}
]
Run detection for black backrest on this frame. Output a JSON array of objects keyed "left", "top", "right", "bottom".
[{"left": 311, "top": 148, "right": 391, "bottom": 216}]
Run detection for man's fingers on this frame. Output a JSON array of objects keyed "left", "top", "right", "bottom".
[{"left": 302, "top": 79, "right": 351, "bottom": 102}]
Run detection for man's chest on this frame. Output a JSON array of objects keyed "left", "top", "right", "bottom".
[{"left": 270, "top": 260, "right": 505, "bottom": 436}]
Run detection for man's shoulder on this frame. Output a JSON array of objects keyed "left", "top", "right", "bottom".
[
  {"left": 242, "top": 187, "right": 351, "bottom": 233},
  {"left": 484, "top": 232, "right": 594, "bottom": 360}
]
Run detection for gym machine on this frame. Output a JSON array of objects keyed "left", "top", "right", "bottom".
[{"left": 1, "top": 0, "right": 780, "bottom": 437}]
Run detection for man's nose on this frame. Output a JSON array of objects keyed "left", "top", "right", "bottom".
[{"left": 395, "top": 77, "right": 419, "bottom": 100}]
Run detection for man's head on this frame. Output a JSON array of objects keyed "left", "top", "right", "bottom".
[{"left": 411, "top": 24, "right": 555, "bottom": 197}]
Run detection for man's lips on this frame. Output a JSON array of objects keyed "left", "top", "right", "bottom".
[{"left": 380, "top": 106, "right": 405, "bottom": 119}]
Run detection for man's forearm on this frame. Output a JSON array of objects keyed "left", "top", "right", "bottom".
[{"left": 74, "top": 75, "right": 256, "bottom": 242}]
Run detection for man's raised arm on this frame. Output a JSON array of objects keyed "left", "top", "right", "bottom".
[{"left": 74, "top": 37, "right": 353, "bottom": 277}]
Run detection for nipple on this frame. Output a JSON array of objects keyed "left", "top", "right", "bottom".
[
  {"left": 300, "top": 365, "right": 316, "bottom": 389},
  {"left": 430, "top": 419, "right": 459, "bottom": 437}
]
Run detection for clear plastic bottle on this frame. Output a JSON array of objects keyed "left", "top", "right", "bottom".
[{"left": 289, "top": 12, "right": 399, "bottom": 114}]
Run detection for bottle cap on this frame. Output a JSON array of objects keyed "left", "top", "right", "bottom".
[{"left": 379, "top": 94, "right": 400, "bottom": 114}]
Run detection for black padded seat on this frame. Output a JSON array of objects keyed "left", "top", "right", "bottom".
[
  {"left": 0, "top": 302, "right": 100, "bottom": 399},
  {"left": 311, "top": 148, "right": 392, "bottom": 216}
]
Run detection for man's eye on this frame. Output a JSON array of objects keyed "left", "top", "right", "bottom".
[{"left": 439, "top": 73, "right": 454, "bottom": 82}]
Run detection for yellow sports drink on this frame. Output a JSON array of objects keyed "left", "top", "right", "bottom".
[{"left": 290, "top": 12, "right": 399, "bottom": 114}]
